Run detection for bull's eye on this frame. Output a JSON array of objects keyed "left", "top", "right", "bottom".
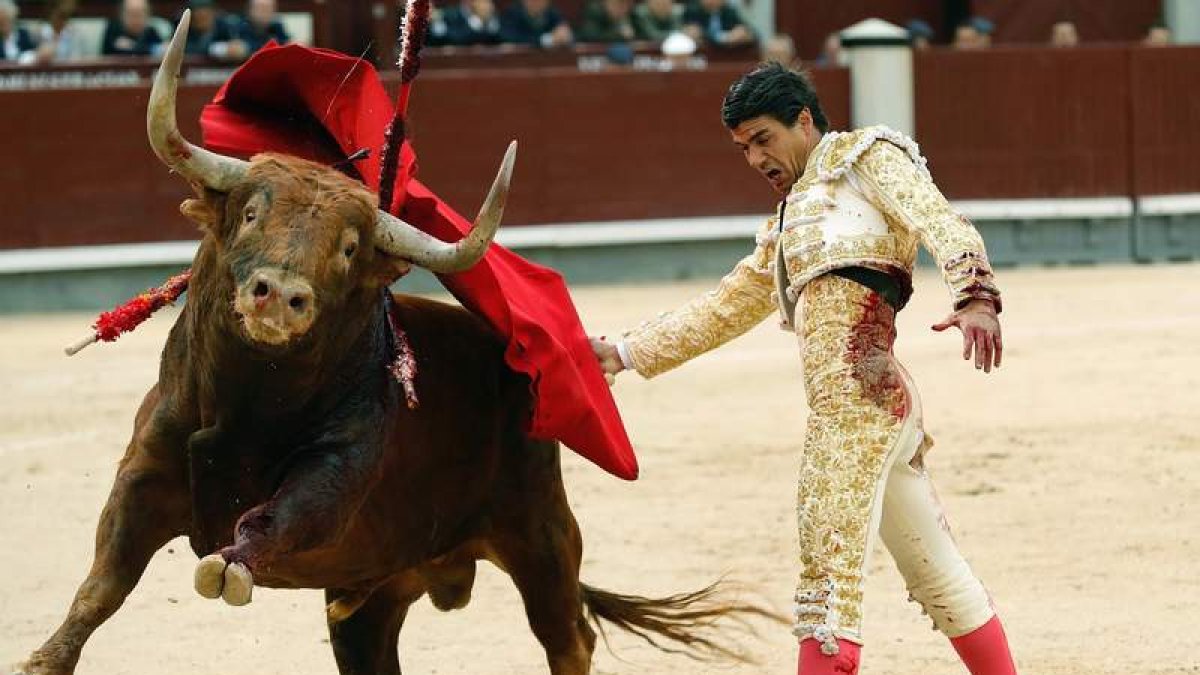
[
  {"left": 244, "top": 206, "right": 257, "bottom": 223},
  {"left": 343, "top": 242, "right": 358, "bottom": 258}
]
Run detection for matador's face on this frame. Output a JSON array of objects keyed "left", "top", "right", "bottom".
[{"left": 730, "top": 112, "right": 818, "bottom": 195}]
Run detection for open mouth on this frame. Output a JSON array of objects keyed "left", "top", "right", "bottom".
[{"left": 765, "top": 168, "right": 785, "bottom": 185}]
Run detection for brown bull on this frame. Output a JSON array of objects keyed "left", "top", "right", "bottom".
[{"left": 14, "top": 13, "right": 772, "bottom": 675}]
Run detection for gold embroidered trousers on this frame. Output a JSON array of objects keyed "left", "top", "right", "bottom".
[{"left": 792, "top": 275, "right": 995, "bottom": 653}]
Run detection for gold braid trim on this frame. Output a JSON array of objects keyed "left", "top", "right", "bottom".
[{"left": 622, "top": 218, "right": 778, "bottom": 378}]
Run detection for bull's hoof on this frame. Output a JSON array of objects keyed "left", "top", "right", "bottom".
[
  {"left": 194, "top": 555, "right": 254, "bottom": 606},
  {"left": 194, "top": 554, "right": 227, "bottom": 599},
  {"left": 221, "top": 562, "right": 254, "bottom": 606}
]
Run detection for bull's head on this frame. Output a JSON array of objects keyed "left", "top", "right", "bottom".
[{"left": 149, "top": 11, "right": 514, "bottom": 346}]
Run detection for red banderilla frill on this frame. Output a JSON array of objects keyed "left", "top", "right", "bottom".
[{"left": 64, "top": 270, "right": 192, "bottom": 356}]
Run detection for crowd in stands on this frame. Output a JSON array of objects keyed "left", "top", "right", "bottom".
[
  {"left": 932, "top": 14, "right": 1173, "bottom": 51},
  {"left": 797, "top": 14, "right": 1176, "bottom": 69},
  {"left": 427, "top": 0, "right": 756, "bottom": 50},
  {"left": 0, "top": 0, "right": 290, "bottom": 65},
  {"left": 0, "top": 0, "right": 1180, "bottom": 70}
]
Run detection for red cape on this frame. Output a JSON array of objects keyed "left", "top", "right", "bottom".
[{"left": 201, "top": 44, "right": 638, "bottom": 480}]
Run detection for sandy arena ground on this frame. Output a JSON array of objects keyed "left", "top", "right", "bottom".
[{"left": 1, "top": 263, "right": 1198, "bottom": 674}]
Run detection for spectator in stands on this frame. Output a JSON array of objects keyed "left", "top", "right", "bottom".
[
  {"left": 0, "top": 0, "right": 36, "bottom": 63},
  {"left": 579, "top": 0, "right": 636, "bottom": 44},
  {"left": 952, "top": 20, "right": 982, "bottom": 50},
  {"left": 970, "top": 16, "right": 994, "bottom": 47},
  {"left": 813, "top": 31, "right": 842, "bottom": 66},
  {"left": 2, "top": 1, "right": 39, "bottom": 64},
  {"left": 682, "top": 0, "right": 753, "bottom": 47},
  {"left": 427, "top": 3, "right": 450, "bottom": 46},
  {"left": 102, "top": 0, "right": 164, "bottom": 57},
  {"left": 179, "top": 0, "right": 234, "bottom": 58},
  {"left": 1050, "top": 20, "right": 1079, "bottom": 47},
  {"left": 33, "top": 0, "right": 87, "bottom": 63},
  {"left": 1144, "top": 22, "right": 1171, "bottom": 46},
  {"left": 906, "top": 18, "right": 933, "bottom": 50},
  {"left": 761, "top": 33, "right": 795, "bottom": 66},
  {"left": 500, "top": 0, "right": 572, "bottom": 48},
  {"left": 222, "top": 0, "right": 290, "bottom": 60},
  {"left": 429, "top": 0, "right": 503, "bottom": 46},
  {"left": 633, "top": 0, "right": 683, "bottom": 42}
]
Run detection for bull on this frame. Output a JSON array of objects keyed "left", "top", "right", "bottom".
[{"left": 13, "top": 13, "right": 770, "bottom": 675}]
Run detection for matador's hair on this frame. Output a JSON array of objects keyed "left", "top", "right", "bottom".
[{"left": 721, "top": 62, "right": 829, "bottom": 133}]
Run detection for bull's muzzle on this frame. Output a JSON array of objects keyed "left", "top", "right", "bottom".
[{"left": 233, "top": 268, "right": 316, "bottom": 345}]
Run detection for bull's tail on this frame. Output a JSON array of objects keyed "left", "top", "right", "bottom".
[{"left": 580, "top": 580, "right": 785, "bottom": 663}]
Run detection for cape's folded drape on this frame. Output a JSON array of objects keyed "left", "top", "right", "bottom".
[{"left": 200, "top": 43, "right": 638, "bottom": 479}]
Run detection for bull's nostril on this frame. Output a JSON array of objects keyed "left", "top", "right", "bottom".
[
  {"left": 253, "top": 281, "right": 271, "bottom": 298},
  {"left": 289, "top": 296, "right": 307, "bottom": 311}
]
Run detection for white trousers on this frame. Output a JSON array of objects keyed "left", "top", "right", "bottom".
[{"left": 876, "top": 410, "right": 996, "bottom": 639}]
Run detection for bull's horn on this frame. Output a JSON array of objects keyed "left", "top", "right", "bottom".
[
  {"left": 148, "top": 9, "right": 248, "bottom": 191},
  {"left": 375, "top": 141, "right": 516, "bottom": 274}
]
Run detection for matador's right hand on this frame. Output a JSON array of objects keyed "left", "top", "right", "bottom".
[{"left": 589, "top": 337, "right": 625, "bottom": 384}]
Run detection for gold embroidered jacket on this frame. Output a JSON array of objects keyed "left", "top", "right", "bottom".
[{"left": 621, "top": 126, "right": 1001, "bottom": 379}]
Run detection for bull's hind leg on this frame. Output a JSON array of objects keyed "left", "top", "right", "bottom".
[
  {"left": 325, "top": 574, "right": 426, "bottom": 675},
  {"left": 490, "top": 442, "right": 596, "bottom": 675},
  {"left": 16, "top": 392, "right": 190, "bottom": 675}
]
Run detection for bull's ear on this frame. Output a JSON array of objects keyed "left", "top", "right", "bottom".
[
  {"left": 368, "top": 249, "right": 414, "bottom": 288},
  {"left": 180, "top": 190, "right": 226, "bottom": 236},
  {"left": 180, "top": 198, "right": 215, "bottom": 228}
]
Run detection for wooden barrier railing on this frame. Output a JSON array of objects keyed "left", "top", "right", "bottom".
[
  {"left": 1129, "top": 45, "right": 1200, "bottom": 197},
  {"left": 915, "top": 45, "right": 1134, "bottom": 199},
  {"left": 915, "top": 44, "right": 1200, "bottom": 200},
  {"left": 0, "top": 64, "right": 848, "bottom": 249},
  {"left": 4, "top": 42, "right": 1199, "bottom": 251}
]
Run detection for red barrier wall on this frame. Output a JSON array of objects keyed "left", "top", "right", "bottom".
[
  {"left": 406, "top": 64, "right": 849, "bottom": 226},
  {"left": 0, "top": 85, "right": 214, "bottom": 249},
  {"left": 6, "top": 41, "right": 1199, "bottom": 252},
  {"left": 1129, "top": 46, "right": 1200, "bottom": 196},
  {"left": 0, "top": 65, "right": 850, "bottom": 249},
  {"left": 915, "top": 45, "right": 1132, "bottom": 199},
  {"left": 775, "top": 0, "right": 1162, "bottom": 59}
]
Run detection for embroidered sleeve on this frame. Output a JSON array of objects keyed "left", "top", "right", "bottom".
[
  {"left": 852, "top": 139, "right": 1002, "bottom": 312},
  {"left": 621, "top": 220, "right": 777, "bottom": 379}
]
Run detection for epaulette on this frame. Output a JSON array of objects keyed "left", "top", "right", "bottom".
[{"left": 814, "top": 125, "right": 931, "bottom": 183}]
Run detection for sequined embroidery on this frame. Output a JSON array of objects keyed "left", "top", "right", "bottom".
[{"left": 792, "top": 275, "right": 913, "bottom": 645}]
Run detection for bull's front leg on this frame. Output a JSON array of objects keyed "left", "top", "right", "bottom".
[
  {"left": 15, "top": 393, "right": 191, "bottom": 675},
  {"left": 193, "top": 442, "right": 382, "bottom": 606}
]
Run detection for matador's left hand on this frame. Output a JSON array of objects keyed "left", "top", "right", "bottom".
[{"left": 932, "top": 299, "right": 1002, "bottom": 373}]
